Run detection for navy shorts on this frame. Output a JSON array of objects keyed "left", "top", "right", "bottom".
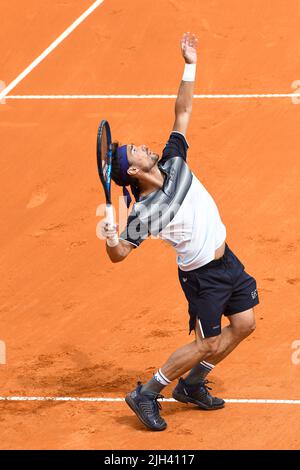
[{"left": 178, "top": 243, "right": 259, "bottom": 338}]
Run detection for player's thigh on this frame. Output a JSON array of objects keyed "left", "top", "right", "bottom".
[{"left": 228, "top": 307, "right": 256, "bottom": 336}]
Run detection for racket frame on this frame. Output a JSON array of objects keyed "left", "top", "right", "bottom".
[{"left": 97, "top": 120, "right": 114, "bottom": 225}]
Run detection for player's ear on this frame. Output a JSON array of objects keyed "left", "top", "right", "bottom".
[{"left": 127, "top": 167, "right": 139, "bottom": 177}]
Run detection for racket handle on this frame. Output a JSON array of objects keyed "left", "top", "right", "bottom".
[{"left": 105, "top": 204, "right": 115, "bottom": 226}]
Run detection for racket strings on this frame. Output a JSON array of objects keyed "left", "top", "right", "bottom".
[{"left": 101, "top": 130, "right": 109, "bottom": 181}]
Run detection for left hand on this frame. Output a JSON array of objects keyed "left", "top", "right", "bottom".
[{"left": 181, "top": 32, "right": 198, "bottom": 64}]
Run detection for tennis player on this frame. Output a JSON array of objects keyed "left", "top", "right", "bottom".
[{"left": 100, "top": 32, "right": 259, "bottom": 431}]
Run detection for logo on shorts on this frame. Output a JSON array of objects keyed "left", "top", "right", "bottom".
[
  {"left": 182, "top": 277, "right": 188, "bottom": 282},
  {"left": 251, "top": 289, "right": 258, "bottom": 299}
]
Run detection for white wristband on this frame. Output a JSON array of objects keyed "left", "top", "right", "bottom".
[
  {"left": 107, "top": 236, "right": 119, "bottom": 248},
  {"left": 182, "top": 63, "right": 196, "bottom": 82}
]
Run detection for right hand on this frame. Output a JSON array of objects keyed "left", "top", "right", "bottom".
[{"left": 100, "top": 220, "right": 119, "bottom": 247}]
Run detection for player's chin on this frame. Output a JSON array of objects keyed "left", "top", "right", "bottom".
[{"left": 151, "top": 153, "right": 159, "bottom": 163}]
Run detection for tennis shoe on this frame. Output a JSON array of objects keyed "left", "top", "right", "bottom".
[
  {"left": 125, "top": 382, "right": 167, "bottom": 431},
  {"left": 172, "top": 377, "right": 225, "bottom": 410}
]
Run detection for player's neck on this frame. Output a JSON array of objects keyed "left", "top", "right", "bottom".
[{"left": 138, "top": 167, "right": 164, "bottom": 198}]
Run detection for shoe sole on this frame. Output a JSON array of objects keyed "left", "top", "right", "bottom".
[
  {"left": 125, "top": 394, "right": 167, "bottom": 431},
  {"left": 172, "top": 390, "right": 225, "bottom": 410}
]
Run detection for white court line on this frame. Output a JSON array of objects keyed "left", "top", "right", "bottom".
[
  {"left": 5, "top": 93, "right": 300, "bottom": 100},
  {"left": 0, "top": 397, "right": 300, "bottom": 404},
  {"left": 0, "top": 0, "right": 105, "bottom": 102}
]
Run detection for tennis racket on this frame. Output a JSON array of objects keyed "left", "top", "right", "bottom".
[{"left": 96, "top": 119, "right": 114, "bottom": 226}]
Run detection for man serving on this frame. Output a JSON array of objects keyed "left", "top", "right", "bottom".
[{"left": 100, "top": 32, "right": 259, "bottom": 431}]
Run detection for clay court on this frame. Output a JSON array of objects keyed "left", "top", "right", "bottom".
[{"left": 0, "top": 0, "right": 300, "bottom": 450}]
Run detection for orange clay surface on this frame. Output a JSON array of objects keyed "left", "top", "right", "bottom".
[{"left": 0, "top": 0, "right": 300, "bottom": 450}]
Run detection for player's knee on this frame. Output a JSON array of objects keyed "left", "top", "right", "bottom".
[
  {"left": 247, "top": 319, "right": 256, "bottom": 335},
  {"left": 235, "top": 318, "right": 256, "bottom": 339},
  {"left": 196, "top": 336, "right": 220, "bottom": 356}
]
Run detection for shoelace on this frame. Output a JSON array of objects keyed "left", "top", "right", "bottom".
[
  {"left": 141, "top": 394, "right": 164, "bottom": 418},
  {"left": 151, "top": 394, "right": 164, "bottom": 414},
  {"left": 156, "top": 393, "right": 164, "bottom": 405},
  {"left": 201, "top": 379, "right": 214, "bottom": 394}
]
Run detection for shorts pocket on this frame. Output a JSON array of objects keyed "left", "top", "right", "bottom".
[{"left": 178, "top": 270, "right": 201, "bottom": 297}]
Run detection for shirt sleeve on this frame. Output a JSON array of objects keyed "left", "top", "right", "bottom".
[
  {"left": 160, "top": 131, "right": 189, "bottom": 164},
  {"left": 119, "top": 208, "right": 149, "bottom": 248}
]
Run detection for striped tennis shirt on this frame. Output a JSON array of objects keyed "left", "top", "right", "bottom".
[{"left": 120, "top": 131, "right": 226, "bottom": 271}]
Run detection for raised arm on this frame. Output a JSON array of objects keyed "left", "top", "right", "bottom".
[{"left": 173, "top": 32, "right": 198, "bottom": 136}]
